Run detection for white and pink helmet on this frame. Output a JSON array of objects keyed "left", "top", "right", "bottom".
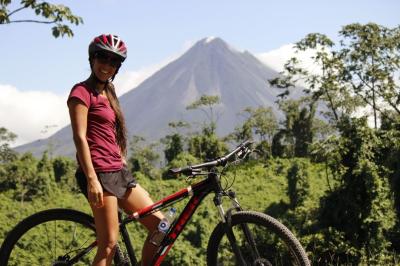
[{"left": 88, "top": 34, "right": 127, "bottom": 62}]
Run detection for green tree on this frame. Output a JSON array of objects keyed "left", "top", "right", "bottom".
[
  {"left": 34, "top": 151, "right": 56, "bottom": 197},
  {"left": 269, "top": 33, "right": 354, "bottom": 124},
  {"left": 286, "top": 159, "right": 311, "bottom": 209},
  {"left": 163, "top": 134, "right": 183, "bottom": 164},
  {"left": 318, "top": 118, "right": 396, "bottom": 264},
  {"left": 52, "top": 156, "right": 76, "bottom": 191},
  {"left": 269, "top": 23, "right": 400, "bottom": 128},
  {"left": 339, "top": 23, "right": 400, "bottom": 128},
  {"left": 185, "top": 95, "right": 227, "bottom": 160},
  {"left": 292, "top": 103, "right": 316, "bottom": 157},
  {"left": 187, "top": 127, "right": 228, "bottom": 161},
  {"left": 0, "top": 0, "right": 83, "bottom": 38},
  {"left": 163, "top": 152, "right": 199, "bottom": 180},
  {"left": 0, "top": 127, "right": 17, "bottom": 163},
  {"left": 167, "top": 152, "right": 198, "bottom": 169},
  {"left": 186, "top": 94, "right": 221, "bottom": 134},
  {"left": 235, "top": 106, "right": 278, "bottom": 157},
  {"left": 245, "top": 107, "right": 278, "bottom": 142},
  {"left": 271, "top": 99, "right": 316, "bottom": 158},
  {"left": 375, "top": 111, "right": 400, "bottom": 254},
  {"left": 6, "top": 153, "right": 38, "bottom": 202},
  {"left": 162, "top": 121, "right": 190, "bottom": 164},
  {"left": 271, "top": 130, "right": 290, "bottom": 158},
  {"left": 231, "top": 119, "right": 253, "bottom": 143},
  {"left": 128, "top": 136, "right": 161, "bottom": 179}
]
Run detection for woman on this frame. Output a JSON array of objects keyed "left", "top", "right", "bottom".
[{"left": 67, "top": 34, "right": 163, "bottom": 266}]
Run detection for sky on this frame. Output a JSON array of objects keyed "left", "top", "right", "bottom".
[{"left": 1, "top": 0, "right": 399, "bottom": 146}]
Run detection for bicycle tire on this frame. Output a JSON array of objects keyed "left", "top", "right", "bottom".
[
  {"left": 206, "top": 211, "right": 310, "bottom": 266},
  {"left": 0, "top": 208, "right": 125, "bottom": 266}
]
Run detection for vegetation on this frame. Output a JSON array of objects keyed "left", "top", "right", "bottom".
[
  {"left": 0, "top": 0, "right": 83, "bottom": 38},
  {"left": 1, "top": 22, "right": 400, "bottom": 265}
]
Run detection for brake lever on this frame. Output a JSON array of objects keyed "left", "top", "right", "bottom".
[
  {"left": 191, "top": 168, "right": 202, "bottom": 175},
  {"left": 185, "top": 168, "right": 205, "bottom": 182},
  {"left": 237, "top": 147, "right": 251, "bottom": 159}
]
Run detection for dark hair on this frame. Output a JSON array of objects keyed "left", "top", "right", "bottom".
[{"left": 105, "top": 81, "right": 128, "bottom": 156}]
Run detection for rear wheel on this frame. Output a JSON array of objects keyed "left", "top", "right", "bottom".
[
  {"left": 207, "top": 211, "right": 310, "bottom": 266},
  {"left": 0, "top": 208, "right": 125, "bottom": 265}
]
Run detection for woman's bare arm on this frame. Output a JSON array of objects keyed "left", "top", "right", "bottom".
[{"left": 68, "top": 98, "right": 104, "bottom": 207}]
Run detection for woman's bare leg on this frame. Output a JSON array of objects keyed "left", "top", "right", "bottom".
[
  {"left": 91, "top": 192, "right": 119, "bottom": 266},
  {"left": 118, "top": 184, "right": 164, "bottom": 266}
]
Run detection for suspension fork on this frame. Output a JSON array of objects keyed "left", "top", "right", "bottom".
[
  {"left": 214, "top": 190, "right": 261, "bottom": 265},
  {"left": 228, "top": 190, "right": 261, "bottom": 261},
  {"left": 213, "top": 191, "right": 246, "bottom": 266}
]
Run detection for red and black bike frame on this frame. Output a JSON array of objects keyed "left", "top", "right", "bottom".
[{"left": 119, "top": 171, "right": 222, "bottom": 266}]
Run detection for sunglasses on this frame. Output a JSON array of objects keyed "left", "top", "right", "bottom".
[{"left": 94, "top": 52, "right": 122, "bottom": 68}]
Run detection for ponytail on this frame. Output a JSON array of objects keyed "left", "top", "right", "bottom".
[{"left": 105, "top": 81, "right": 128, "bottom": 156}]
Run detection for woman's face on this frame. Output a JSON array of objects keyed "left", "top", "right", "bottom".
[{"left": 92, "top": 52, "right": 122, "bottom": 82}]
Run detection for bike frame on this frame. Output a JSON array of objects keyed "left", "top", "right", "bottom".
[{"left": 127, "top": 174, "right": 215, "bottom": 266}]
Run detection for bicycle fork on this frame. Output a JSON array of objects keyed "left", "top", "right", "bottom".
[{"left": 213, "top": 190, "right": 261, "bottom": 266}]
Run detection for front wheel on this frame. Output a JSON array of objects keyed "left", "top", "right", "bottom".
[
  {"left": 206, "top": 211, "right": 310, "bottom": 266},
  {"left": 0, "top": 208, "right": 125, "bottom": 266}
]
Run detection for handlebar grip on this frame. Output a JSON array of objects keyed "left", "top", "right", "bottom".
[
  {"left": 168, "top": 167, "right": 192, "bottom": 176},
  {"left": 169, "top": 168, "right": 181, "bottom": 175}
]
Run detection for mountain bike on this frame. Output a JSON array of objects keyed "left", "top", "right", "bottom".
[{"left": 0, "top": 141, "right": 310, "bottom": 265}]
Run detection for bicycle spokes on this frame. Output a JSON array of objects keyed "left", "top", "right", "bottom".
[
  {"left": 216, "top": 221, "right": 302, "bottom": 265},
  {"left": 8, "top": 219, "right": 96, "bottom": 265}
]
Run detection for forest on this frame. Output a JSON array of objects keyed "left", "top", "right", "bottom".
[{"left": 1, "top": 23, "right": 400, "bottom": 265}]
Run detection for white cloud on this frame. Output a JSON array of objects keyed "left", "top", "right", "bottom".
[
  {"left": 256, "top": 43, "right": 321, "bottom": 74},
  {"left": 114, "top": 63, "right": 166, "bottom": 96},
  {"left": 0, "top": 84, "right": 70, "bottom": 147}
]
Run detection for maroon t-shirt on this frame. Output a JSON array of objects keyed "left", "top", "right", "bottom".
[{"left": 68, "top": 83, "right": 123, "bottom": 172}]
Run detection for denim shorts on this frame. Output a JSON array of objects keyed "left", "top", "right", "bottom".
[{"left": 75, "top": 165, "right": 137, "bottom": 199}]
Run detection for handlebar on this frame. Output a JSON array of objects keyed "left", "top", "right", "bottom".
[{"left": 169, "top": 140, "right": 253, "bottom": 177}]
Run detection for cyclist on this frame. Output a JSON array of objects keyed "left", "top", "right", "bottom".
[{"left": 67, "top": 34, "right": 163, "bottom": 266}]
